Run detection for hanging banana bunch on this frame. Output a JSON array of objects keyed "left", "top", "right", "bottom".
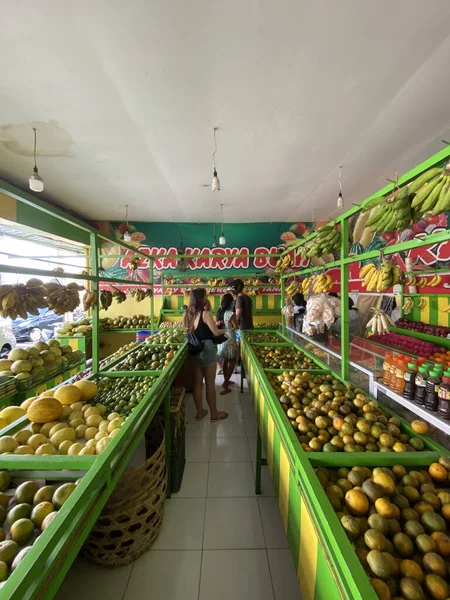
[
  {"left": 275, "top": 254, "right": 293, "bottom": 273},
  {"left": 305, "top": 225, "right": 340, "bottom": 259},
  {"left": 145, "top": 288, "right": 153, "bottom": 297},
  {"left": 112, "top": 287, "right": 127, "bottom": 304},
  {"left": 83, "top": 289, "right": 98, "bottom": 311},
  {"left": 359, "top": 260, "right": 401, "bottom": 293},
  {"left": 100, "top": 290, "right": 113, "bottom": 311},
  {"left": 286, "top": 280, "right": 300, "bottom": 297},
  {"left": 44, "top": 282, "right": 84, "bottom": 315},
  {"left": 0, "top": 279, "right": 48, "bottom": 319},
  {"left": 366, "top": 308, "right": 394, "bottom": 335}
]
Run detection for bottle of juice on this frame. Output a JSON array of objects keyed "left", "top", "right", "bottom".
[
  {"left": 414, "top": 366, "right": 429, "bottom": 406},
  {"left": 383, "top": 354, "right": 393, "bottom": 385},
  {"left": 388, "top": 358, "right": 398, "bottom": 389},
  {"left": 403, "top": 363, "right": 417, "bottom": 400},
  {"left": 424, "top": 369, "right": 441, "bottom": 412},
  {"left": 395, "top": 361, "right": 407, "bottom": 394},
  {"left": 437, "top": 371, "right": 450, "bottom": 420}
]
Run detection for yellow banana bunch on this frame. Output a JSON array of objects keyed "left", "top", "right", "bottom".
[
  {"left": 275, "top": 255, "right": 293, "bottom": 273},
  {"left": 360, "top": 260, "right": 397, "bottom": 292},
  {"left": 402, "top": 297, "right": 414, "bottom": 313},
  {"left": 83, "top": 290, "right": 98, "bottom": 311},
  {"left": 429, "top": 275, "right": 442, "bottom": 287},
  {"left": 268, "top": 277, "right": 278, "bottom": 284},
  {"left": 286, "top": 281, "right": 299, "bottom": 296}
]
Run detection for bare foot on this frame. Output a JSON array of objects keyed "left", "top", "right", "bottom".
[
  {"left": 210, "top": 411, "right": 228, "bottom": 423},
  {"left": 195, "top": 408, "right": 208, "bottom": 421}
]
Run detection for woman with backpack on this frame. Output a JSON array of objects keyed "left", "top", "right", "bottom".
[{"left": 183, "top": 289, "right": 228, "bottom": 423}]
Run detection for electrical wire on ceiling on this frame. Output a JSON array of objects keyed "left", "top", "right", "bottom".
[
  {"left": 219, "top": 203, "right": 226, "bottom": 245},
  {"left": 212, "top": 223, "right": 217, "bottom": 247},
  {"left": 29, "top": 128, "right": 44, "bottom": 193},
  {"left": 123, "top": 205, "right": 131, "bottom": 242},
  {"left": 337, "top": 166, "right": 343, "bottom": 209},
  {"left": 212, "top": 128, "right": 220, "bottom": 192}
]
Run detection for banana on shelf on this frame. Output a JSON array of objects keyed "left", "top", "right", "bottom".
[
  {"left": 410, "top": 162, "right": 450, "bottom": 216},
  {"left": 299, "top": 273, "right": 333, "bottom": 295},
  {"left": 305, "top": 225, "right": 340, "bottom": 259},
  {"left": 366, "top": 308, "right": 394, "bottom": 335},
  {"left": 286, "top": 281, "right": 300, "bottom": 297},
  {"left": 0, "top": 278, "right": 49, "bottom": 320},
  {"left": 359, "top": 260, "right": 401, "bottom": 293}
]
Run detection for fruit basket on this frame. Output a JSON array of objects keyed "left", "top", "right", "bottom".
[
  {"left": 0, "top": 376, "right": 17, "bottom": 401},
  {"left": 16, "top": 376, "right": 36, "bottom": 392}
]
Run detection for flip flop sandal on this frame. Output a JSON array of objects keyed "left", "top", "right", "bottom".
[{"left": 211, "top": 411, "right": 229, "bottom": 423}]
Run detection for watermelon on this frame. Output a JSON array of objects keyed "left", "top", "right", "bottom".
[{"left": 349, "top": 242, "right": 364, "bottom": 256}]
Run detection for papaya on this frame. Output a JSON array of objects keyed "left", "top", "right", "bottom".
[
  {"left": 365, "top": 529, "right": 387, "bottom": 551},
  {"left": 404, "top": 520, "right": 425, "bottom": 539},
  {"left": 416, "top": 534, "right": 437, "bottom": 554},
  {"left": 375, "top": 498, "right": 395, "bottom": 519},
  {"left": 392, "top": 494, "right": 410, "bottom": 510},
  {"left": 400, "top": 559, "right": 424, "bottom": 583},
  {"left": 424, "top": 573, "right": 448, "bottom": 600},
  {"left": 373, "top": 473, "right": 396, "bottom": 495},
  {"left": 348, "top": 470, "right": 365, "bottom": 487},
  {"left": 402, "top": 508, "right": 420, "bottom": 522},
  {"left": 429, "top": 463, "right": 448, "bottom": 482},
  {"left": 399, "top": 576, "right": 426, "bottom": 600},
  {"left": 340, "top": 515, "right": 360, "bottom": 540},
  {"left": 367, "top": 550, "right": 393, "bottom": 579},
  {"left": 422, "top": 552, "right": 446, "bottom": 577},
  {"left": 368, "top": 514, "right": 389, "bottom": 535},
  {"left": 387, "top": 519, "right": 401, "bottom": 535},
  {"left": 371, "top": 578, "right": 392, "bottom": 600},
  {"left": 421, "top": 493, "right": 440, "bottom": 512},
  {"left": 362, "top": 480, "right": 385, "bottom": 503},
  {"left": 393, "top": 532, "right": 414, "bottom": 557},
  {"left": 415, "top": 501, "right": 434, "bottom": 516},
  {"left": 430, "top": 532, "right": 450, "bottom": 557},
  {"left": 345, "top": 489, "right": 369, "bottom": 516},
  {"left": 403, "top": 486, "right": 421, "bottom": 503},
  {"left": 421, "top": 512, "right": 446, "bottom": 534}
]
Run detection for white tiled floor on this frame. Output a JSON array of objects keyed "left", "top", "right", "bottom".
[{"left": 55, "top": 376, "right": 302, "bottom": 600}]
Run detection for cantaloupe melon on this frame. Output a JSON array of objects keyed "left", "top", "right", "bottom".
[
  {"left": 27, "top": 398, "right": 63, "bottom": 424},
  {"left": 73, "top": 380, "right": 97, "bottom": 402},
  {"left": 53, "top": 385, "right": 82, "bottom": 406}
]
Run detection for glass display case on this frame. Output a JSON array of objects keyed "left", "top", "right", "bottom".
[{"left": 284, "top": 326, "right": 386, "bottom": 394}]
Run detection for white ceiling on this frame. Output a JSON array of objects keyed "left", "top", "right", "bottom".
[{"left": 1, "top": 1, "right": 450, "bottom": 224}]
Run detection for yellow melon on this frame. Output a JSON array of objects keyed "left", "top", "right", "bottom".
[
  {"left": 53, "top": 385, "right": 82, "bottom": 406},
  {"left": 0, "top": 406, "right": 26, "bottom": 425},
  {"left": 27, "top": 397, "right": 63, "bottom": 424},
  {"left": 73, "top": 380, "right": 97, "bottom": 402}
]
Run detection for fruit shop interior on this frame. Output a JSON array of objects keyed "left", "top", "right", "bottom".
[{"left": 2, "top": 3, "right": 450, "bottom": 599}]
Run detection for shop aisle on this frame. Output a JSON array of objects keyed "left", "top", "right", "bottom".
[{"left": 55, "top": 377, "right": 302, "bottom": 600}]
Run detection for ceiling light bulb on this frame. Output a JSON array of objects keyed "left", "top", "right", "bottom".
[
  {"left": 212, "top": 169, "right": 220, "bottom": 192},
  {"left": 219, "top": 235, "right": 226, "bottom": 245},
  {"left": 29, "top": 169, "right": 44, "bottom": 192},
  {"left": 337, "top": 192, "right": 343, "bottom": 209},
  {"left": 123, "top": 231, "right": 131, "bottom": 242}
]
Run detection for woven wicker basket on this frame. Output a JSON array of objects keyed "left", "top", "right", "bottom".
[{"left": 83, "top": 423, "right": 167, "bottom": 566}]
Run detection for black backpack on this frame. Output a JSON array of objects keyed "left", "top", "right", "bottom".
[{"left": 187, "top": 332, "right": 204, "bottom": 355}]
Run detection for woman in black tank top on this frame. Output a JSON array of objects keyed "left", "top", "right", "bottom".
[{"left": 183, "top": 289, "right": 228, "bottom": 424}]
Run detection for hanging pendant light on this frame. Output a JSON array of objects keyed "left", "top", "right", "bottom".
[
  {"left": 219, "top": 203, "right": 226, "bottom": 245},
  {"left": 212, "top": 127, "right": 220, "bottom": 192},
  {"left": 212, "top": 223, "right": 218, "bottom": 248},
  {"left": 123, "top": 205, "right": 132, "bottom": 241},
  {"left": 337, "top": 166, "right": 344, "bottom": 209},
  {"left": 29, "top": 128, "right": 44, "bottom": 192}
]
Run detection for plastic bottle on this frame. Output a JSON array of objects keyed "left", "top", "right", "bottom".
[
  {"left": 388, "top": 358, "right": 398, "bottom": 389},
  {"left": 403, "top": 363, "right": 417, "bottom": 400},
  {"left": 417, "top": 356, "right": 428, "bottom": 366},
  {"left": 437, "top": 371, "right": 450, "bottom": 420},
  {"left": 383, "top": 354, "right": 393, "bottom": 385},
  {"left": 395, "top": 361, "right": 407, "bottom": 394},
  {"left": 424, "top": 369, "right": 441, "bottom": 412},
  {"left": 414, "top": 366, "right": 429, "bottom": 406}
]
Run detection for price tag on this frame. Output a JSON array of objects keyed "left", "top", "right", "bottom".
[{"left": 393, "top": 284, "right": 402, "bottom": 295}]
